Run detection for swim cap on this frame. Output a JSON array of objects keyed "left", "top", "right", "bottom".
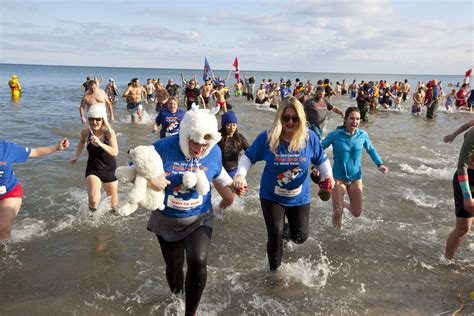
[
  {"left": 179, "top": 105, "right": 221, "bottom": 159},
  {"left": 221, "top": 111, "right": 238, "bottom": 127}
]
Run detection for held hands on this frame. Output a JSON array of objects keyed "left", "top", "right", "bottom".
[{"left": 232, "top": 175, "right": 248, "bottom": 197}]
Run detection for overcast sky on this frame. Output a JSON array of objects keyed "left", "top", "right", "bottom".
[{"left": 0, "top": 0, "right": 472, "bottom": 75}]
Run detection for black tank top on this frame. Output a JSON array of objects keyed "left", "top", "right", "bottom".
[{"left": 86, "top": 131, "right": 116, "bottom": 171}]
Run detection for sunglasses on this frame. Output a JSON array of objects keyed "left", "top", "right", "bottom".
[
  {"left": 281, "top": 115, "right": 299, "bottom": 123},
  {"left": 88, "top": 117, "right": 103, "bottom": 122}
]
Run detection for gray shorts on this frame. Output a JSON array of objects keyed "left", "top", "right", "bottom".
[{"left": 147, "top": 210, "right": 214, "bottom": 242}]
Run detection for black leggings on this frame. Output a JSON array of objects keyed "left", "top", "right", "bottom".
[
  {"left": 260, "top": 198, "right": 310, "bottom": 270},
  {"left": 157, "top": 226, "right": 212, "bottom": 316}
]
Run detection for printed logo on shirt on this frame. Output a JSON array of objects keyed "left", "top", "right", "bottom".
[
  {"left": 172, "top": 184, "right": 191, "bottom": 196},
  {"left": 274, "top": 185, "right": 302, "bottom": 197},
  {"left": 0, "top": 162, "right": 6, "bottom": 165},
  {"left": 0, "top": 186, "right": 6, "bottom": 194},
  {"left": 277, "top": 167, "right": 302, "bottom": 186},
  {"left": 167, "top": 195, "right": 203, "bottom": 211}
]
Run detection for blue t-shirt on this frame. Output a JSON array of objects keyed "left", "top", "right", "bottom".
[
  {"left": 155, "top": 109, "right": 185, "bottom": 139},
  {"left": 280, "top": 87, "right": 291, "bottom": 99},
  {"left": 0, "top": 141, "right": 31, "bottom": 196},
  {"left": 322, "top": 127, "right": 382, "bottom": 182},
  {"left": 152, "top": 135, "right": 222, "bottom": 218},
  {"left": 244, "top": 130, "right": 327, "bottom": 206}
]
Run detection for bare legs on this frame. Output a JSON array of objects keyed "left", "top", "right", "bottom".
[
  {"left": 445, "top": 217, "right": 472, "bottom": 259},
  {"left": 331, "top": 179, "right": 363, "bottom": 229},
  {"left": 86, "top": 175, "right": 118, "bottom": 211},
  {"left": 0, "top": 197, "right": 22, "bottom": 241}
]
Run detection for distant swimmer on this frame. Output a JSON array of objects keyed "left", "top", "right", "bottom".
[
  {"left": 79, "top": 80, "right": 115, "bottom": 124},
  {"left": 105, "top": 78, "right": 120, "bottom": 103},
  {"left": 0, "top": 138, "right": 70, "bottom": 244},
  {"left": 233, "top": 96, "right": 333, "bottom": 271},
  {"left": 70, "top": 105, "right": 118, "bottom": 213},
  {"left": 8, "top": 75, "right": 22, "bottom": 98},
  {"left": 122, "top": 78, "right": 146, "bottom": 123},
  {"left": 322, "top": 107, "right": 388, "bottom": 229}
]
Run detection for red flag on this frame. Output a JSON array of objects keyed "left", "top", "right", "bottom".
[
  {"left": 464, "top": 68, "right": 472, "bottom": 84},
  {"left": 233, "top": 57, "right": 238, "bottom": 68},
  {"left": 233, "top": 57, "right": 240, "bottom": 80}
]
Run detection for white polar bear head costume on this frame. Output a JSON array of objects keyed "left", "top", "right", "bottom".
[{"left": 179, "top": 104, "right": 221, "bottom": 159}]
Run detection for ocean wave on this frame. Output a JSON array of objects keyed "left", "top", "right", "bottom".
[{"left": 399, "top": 163, "right": 452, "bottom": 180}]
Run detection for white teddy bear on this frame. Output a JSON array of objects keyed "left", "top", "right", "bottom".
[{"left": 115, "top": 145, "right": 165, "bottom": 216}]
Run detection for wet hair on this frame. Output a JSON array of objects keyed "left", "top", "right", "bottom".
[
  {"left": 218, "top": 124, "right": 247, "bottom": 152},
  {"left": 131, "top": 78, "right": 139, "bottom": 84}
]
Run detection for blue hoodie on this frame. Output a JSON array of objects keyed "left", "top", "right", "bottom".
[{"left": 322, "top": 127, "right": 382, "bottom": 182}]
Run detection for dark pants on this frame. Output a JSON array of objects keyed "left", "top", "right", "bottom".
[
  {"left": 426, "top": 100, "right": 439, "bottom": 119},
  {"left": 260, "top": 198, "right": 310, "bottom": 270},
  {"left": 157, "top": 226, "right": 212, "bottom": 316}
]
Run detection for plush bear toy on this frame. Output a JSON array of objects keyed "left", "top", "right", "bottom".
[{"left": 115, "top": 145, "right": 165, "bottom": 216}]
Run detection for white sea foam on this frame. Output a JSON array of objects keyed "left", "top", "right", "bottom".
[
  {"left": 400, "top": 187, "right": 445, "bottom": 208},
  {"left": 11, "top": 218, "right": 47, "bottom": 242},
  {"left": 399, "top": 163, "right": 452, "bottom": 180},
  {"left": 278, "top": 245, "right": 336, "bottom": 289}
]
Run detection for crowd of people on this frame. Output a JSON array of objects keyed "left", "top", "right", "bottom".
[{"left": 3, "top": 72, "right": 473, "bottom": 316}]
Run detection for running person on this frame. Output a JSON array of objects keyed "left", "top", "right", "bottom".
[
  {"left": 0, "top": 138, "right": 70, "bottom": 242},
  {"left": 445, "top": 127, "right": 474, "bottom": 259},
  {"left": 233, "top": 96, "right": 333, "bottom": 271},
  {"left": 322, "top": 107, "right": 388, "bottom": 229},
  {"left": 70, "top": 105, "right": 118, "bottom": 212},
  {"left": 147, "top": 107, "right": 234, "bottom": 315},
  {"left": 152, "top": 96, "right": 185, "bottom": 139},
  {"left": 123, "top": 78, "right": 146, "bottom": 123}
]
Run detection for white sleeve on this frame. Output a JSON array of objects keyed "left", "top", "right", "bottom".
[
  {"left": 235, "top": 154, "right": 253, "bottom": 177},
  {"left": 315, "top": 159, "right": 333, "bottom": 179},
  {"left": 215, "top": 167, "right": 233, "bottom": 186}
]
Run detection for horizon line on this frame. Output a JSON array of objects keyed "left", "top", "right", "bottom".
[{"left": 0, "top": 62, "right": 464, "bottom": 78}]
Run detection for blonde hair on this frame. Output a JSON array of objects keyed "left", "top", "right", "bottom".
[{"left": 267, "top": 96, "right": 308, "bottom": 153}]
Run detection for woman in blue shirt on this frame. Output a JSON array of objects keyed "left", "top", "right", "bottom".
[
  {"left": 234, "top": 96, "right": 333, "bottom": 271},
  {"left": 322, "top": 107, "right": 388, "bottom": 229},
  {"left": 147, "top": 107, "right": 234, "bottom": 316},
  {"left": 152, "top": 96, "right": 185, "bottom": 139},
  {"left": 0, "top": 138, "right": 70, "bottom": 243}
]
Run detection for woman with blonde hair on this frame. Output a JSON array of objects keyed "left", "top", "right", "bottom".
[{"left": 233, "top": 96, "right": 333, "bottom": 270}]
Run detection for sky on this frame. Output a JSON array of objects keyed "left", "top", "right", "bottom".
[{"left": 0, "top": 0, "right": 472, "bottom": 75}]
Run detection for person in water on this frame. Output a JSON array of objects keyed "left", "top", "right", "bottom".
[
  {"left": 80, "top": 80, "right": 115, "bottom": 124},
  {"left": 0, "top": 138, "right": 70, "bottom": 243},
  {"left": 70, "top": 105, "right": 118, "bottom": 212},
  {"left": 147, "top": 106, "right": 234, "bottom": 316},
  {"left": 233, "top": 96, "right": 333, "bottom": 271},
  {"left": 444, "top": 125, "right": 474, "bottom": 259},
  {"left": 322, "top": 107, "right": 388, "bottom": 229},
  {"left": 8, "top": 75, "right": 22, "bottom": 98},
  {"left": 152, "top": 96, "right": 185, "bottom": 139}
]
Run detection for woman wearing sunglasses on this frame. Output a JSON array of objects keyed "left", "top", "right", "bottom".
[
  {"left": 233, "top": 96, "right": 333, "bottom": 271},
  {"left": 70, "top": 105, "right": 118, "bottom": 212},
  {"left": 322, "top": 107, "right": 388, "bottom": 229}
]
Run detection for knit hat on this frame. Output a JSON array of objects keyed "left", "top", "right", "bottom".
[
  {"left": 179, "top": 104, "right": 221, "bottom": 159},
  {"left": 87, "top": 104, "right": 110, "bottom": 130},
  {"left": 221, "top": 111, "right": 238, "bottom": 127}
]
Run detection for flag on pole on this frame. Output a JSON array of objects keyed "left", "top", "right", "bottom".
[
  {"left": 203, "top": 57, "right": 211, "bottom": 81},
  {"left": 233, "top": 57, "right": 240, "bottom": 80},
  {"left": 464, "top": 68, "right": 472, "bottom": 85}
]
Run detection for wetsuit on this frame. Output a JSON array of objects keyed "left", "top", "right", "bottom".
[
  {"left": 454, "top": 128, "right": 474, "bottom": 218},
  {"left": 85, "top": 132, "right": 117, "bottom": 183}
]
